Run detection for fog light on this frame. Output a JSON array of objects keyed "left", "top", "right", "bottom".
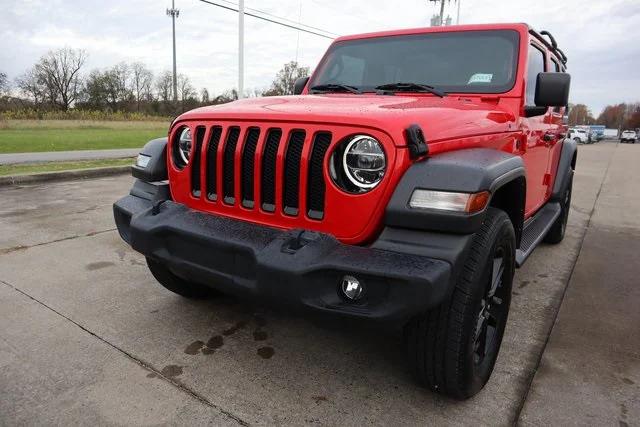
[{"left": 341, "top": 275, "right": 364, "bottom": 301}]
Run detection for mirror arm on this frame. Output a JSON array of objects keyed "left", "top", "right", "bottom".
[{"left": 524, "top": 106, "right": 548, "bottom": 118}]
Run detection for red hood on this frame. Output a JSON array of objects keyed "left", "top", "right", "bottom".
[{"left": 176, "top": 94, "right": 517, "bottom": 146}]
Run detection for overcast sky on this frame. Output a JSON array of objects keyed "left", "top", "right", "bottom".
[{"left": 1, "top": 0, "right": 639, "bottom": 115}]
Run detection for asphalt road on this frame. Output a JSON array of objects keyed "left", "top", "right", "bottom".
[
  {"left": 0, "top": 148, "right": 139, "bottom": 165},
  {"left": 0, "top": 140, "right": 635, "bottom": 425}
]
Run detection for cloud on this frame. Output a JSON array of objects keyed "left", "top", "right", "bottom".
[{"left": 1, "top": 0, "right": 638, "bottom": 114}]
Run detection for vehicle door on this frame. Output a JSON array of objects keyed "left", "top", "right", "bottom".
[
  {"left": 521, "top": 42, "right": 553, "bottom": 216},
  {"left": 546, "top": 56, "right": 568, "bottom": 191}
]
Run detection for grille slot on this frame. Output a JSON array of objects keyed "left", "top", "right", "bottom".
[
  {"left": 186, "top": 124, "right": 331, "bottom": 221},
  {"left": 241, "top": 128, "right": 260, "bottom": 208},
  {"left": 206, "top": 126, "right": 222, "bottom": 201},
  {"left": 307, "top": 132, "right": 331, "bottom": 219},
  {"left": 222, "top": 127, "right": 240, "bottom": 204},
  {"left": 260, "top": 129, "right": 282, "bottom": 212},
  {"left": 283, "top": 130, "right": 306, "bottom": 216},
  {"left": 191, "top": 126, "right": 206, "bottom": 197}
]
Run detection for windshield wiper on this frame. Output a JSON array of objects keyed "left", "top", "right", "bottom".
[
  {"left": 310, "top": 84, "right": 361, "bottom": 94},
  {"left": 374, "top": 83, "right": 446, "bottom": 98}
]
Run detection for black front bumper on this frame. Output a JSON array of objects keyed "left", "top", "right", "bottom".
[{"left": 114, "top": 194, "right": 453, "bottom": 324}]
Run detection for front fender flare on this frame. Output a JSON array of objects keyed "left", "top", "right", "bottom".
[{"left": 385, "top": 148, "right": 525, "bottom": 234}]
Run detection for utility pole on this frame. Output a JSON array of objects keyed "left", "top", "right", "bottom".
[
  {"left": 167, "top": 0, "right": 180, "bottom": 103},
  {"left": 238, "top": 0, "right": 244, "bottom": 99},
  {"left": 429, "top": 0, "right": 460, "bottom": 26}
]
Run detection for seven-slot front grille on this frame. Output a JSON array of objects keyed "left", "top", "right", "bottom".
[{"left": 188, "top": 125, "right": 332, "bottom": 221}]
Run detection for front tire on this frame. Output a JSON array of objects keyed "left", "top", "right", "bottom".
[
  {"left": 146, "top": 257, "right": 217, "bottom": 298},
  {"left": 404, "top": 208, "right": 515, "bottom": 399}
]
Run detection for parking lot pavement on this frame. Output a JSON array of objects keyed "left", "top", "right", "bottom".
[
  {"left": 519, "top": 142, "right": 640, "bottom": 426},
  {"left": 0, "top": 142, "right": 618, "bottom": 425}
]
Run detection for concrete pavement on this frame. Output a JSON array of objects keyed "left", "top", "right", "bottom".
[
  {"left": 0, "top": 141, "right": 631, "bottom": 425},
  {"left": 519, "top": 142, "right": 640, "bottom": 426},
  {"left": 0, "top": 148, "right": 139, "bottom": 165}
]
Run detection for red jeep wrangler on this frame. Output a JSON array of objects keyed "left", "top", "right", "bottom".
[{"left": 114, "top": 23, "right": 574, "bottom": 399}]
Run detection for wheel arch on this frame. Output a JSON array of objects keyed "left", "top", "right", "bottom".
[
  {"left": 488, "top": 176, "right": 526, "bottom": 247},
  {"left": 385, "top": 148, "right": 525, "bottom": 235}
]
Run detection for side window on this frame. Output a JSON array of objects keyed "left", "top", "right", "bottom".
[{"left": 526, "top": 44, "right": 546, "bottom": 106}]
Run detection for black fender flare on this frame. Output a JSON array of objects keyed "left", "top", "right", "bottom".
[
  {"left": 131, "top": 137, "right": 168, "bottom": 183},
  {"left": 550, "top": 138, "right": 577, "bottom": 201},
  {"left": 385, "top": 148, "right": 525, "bottom": 234}
]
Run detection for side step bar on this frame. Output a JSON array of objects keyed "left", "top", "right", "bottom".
[{"left": 516, "top": 202, "right": 561, "bottom": 267}]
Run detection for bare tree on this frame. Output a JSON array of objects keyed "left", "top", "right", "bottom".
[
  {"left": 35, "top": 48, "right": 87, "bottom": 110},
  {"left": 102, "top": 62, "right": 131, "bottom": 109},
  {"left": 15, "top": 69, "right": 47, "bottom": 106},
  {"left": 264, "top": 61, "right": 310, "bottom": 96},
  {"left": 82, "top": 69, "right": 109, "bottom": 109},
  {"left": 155, "top": 71, "right": 173, "bottom": 104},
  {"left": 131, "top": 62, "right": 153, "bottom": 111},
  {"left": 177, "top": 74, "right": 195, "bottom": 103}
]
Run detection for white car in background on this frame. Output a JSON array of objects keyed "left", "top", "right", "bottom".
[
  {"left": 568, "top": 128, "right": 589, "bottom": 144},
  {"left": 620, "top": 130, "right": 637, "bottom": 143}
]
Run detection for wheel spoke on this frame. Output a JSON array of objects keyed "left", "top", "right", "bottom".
[{"left": 488, "top": 256, "right": 504, "bottom": 298}]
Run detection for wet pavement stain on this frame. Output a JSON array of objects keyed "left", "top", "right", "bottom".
[
  {"left": 538, "top": 273, "right": 549, "bottom": 278},
  {"left": 311, "top": 396, "right": 328, "bottom": 404},
  {"left": 223, "top": 320, "right": 247, "bottom": 336},
  {"left": 184, "top": 340, "right": 205, "bottom": 355},
  {"left": 86, "top": 261, "right": 115, "bottom": 271},
  {"left": 519, "top": 280, "right": 530, "bottom": 289},
  {"left": 253, "top": 330, "right": 268, "bottom": 341},
  {"left": 129, "top": 259, "right": 145, "bottom": 266},
  {"left": 202, "top": 335, "right": 224, "bottom": 354},
  {"left": 621, "top": 377, "right": 634, "bottom": 385},
  {"left": 146, "top": 372, "right": 157, "bottom": 378},
  {"left": 257, "top": 346, "right": 275, "bottom": 359},
  {"left": 160, "top": 365, "right": 183, "bottom": 378}
]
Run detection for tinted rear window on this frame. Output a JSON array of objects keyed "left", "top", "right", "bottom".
[{"left": 310, "top": 30, "right": 520, "bottom": 94}]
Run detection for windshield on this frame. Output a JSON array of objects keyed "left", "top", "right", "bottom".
[{"left": 310, "top": 30, "right": 520, "bottom": 94}]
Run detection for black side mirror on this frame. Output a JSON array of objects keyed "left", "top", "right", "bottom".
[
  {"left": 535, "top": 72, "right": 570, "bottom": 107},
  {"left": 293, "top": 77, "right": 310, "bottom": 95},
  {"left": 524, "top": 72, "right": 570, "bottom": 117}
]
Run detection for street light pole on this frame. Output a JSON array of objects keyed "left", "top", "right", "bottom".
[
  {"left": 167, "top": 0, "right": 180, "bottom": 103},
  {"left": 238, "top": 0, "right": 244, "bottom": 99}
]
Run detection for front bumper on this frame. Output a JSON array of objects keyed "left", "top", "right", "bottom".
[{"left": 114, "top": 195, "right": 452, "bottom": 324}]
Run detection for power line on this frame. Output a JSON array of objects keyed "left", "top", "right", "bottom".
[
  {"left": 215, "top": 0, "right": 340, "bottom": 37},
  {"left": 197, "top": 0, "right": 337, "bottom": 39}
]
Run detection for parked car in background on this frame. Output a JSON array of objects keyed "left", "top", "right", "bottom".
[
  {"left": 589, "top": 125, "right": 605, "bottom": 141},
  {"left": 568, "top": 128, "right": 589, "bottom": 143},
  {"left": 621, "top": 130, "right": 637, "bottom": 143}
]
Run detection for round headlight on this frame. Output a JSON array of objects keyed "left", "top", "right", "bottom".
[
  {"left": 341, "top": 135, "right": 386, "bottom": 190},
  {"left": 177, "top": 127, "right": 192, "bottom": 166}
]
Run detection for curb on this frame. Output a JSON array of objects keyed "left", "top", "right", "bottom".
[{"left": 0, "top": 165, "right": 131, "bottom": 187}]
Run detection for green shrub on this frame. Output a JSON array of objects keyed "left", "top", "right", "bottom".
[{"left": 0, "top": 109, "right": 171, "bottom": 122}]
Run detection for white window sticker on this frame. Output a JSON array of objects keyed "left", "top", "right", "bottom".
[{"left": 468, "top": 73, "right": 493, "bottom": 84}]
